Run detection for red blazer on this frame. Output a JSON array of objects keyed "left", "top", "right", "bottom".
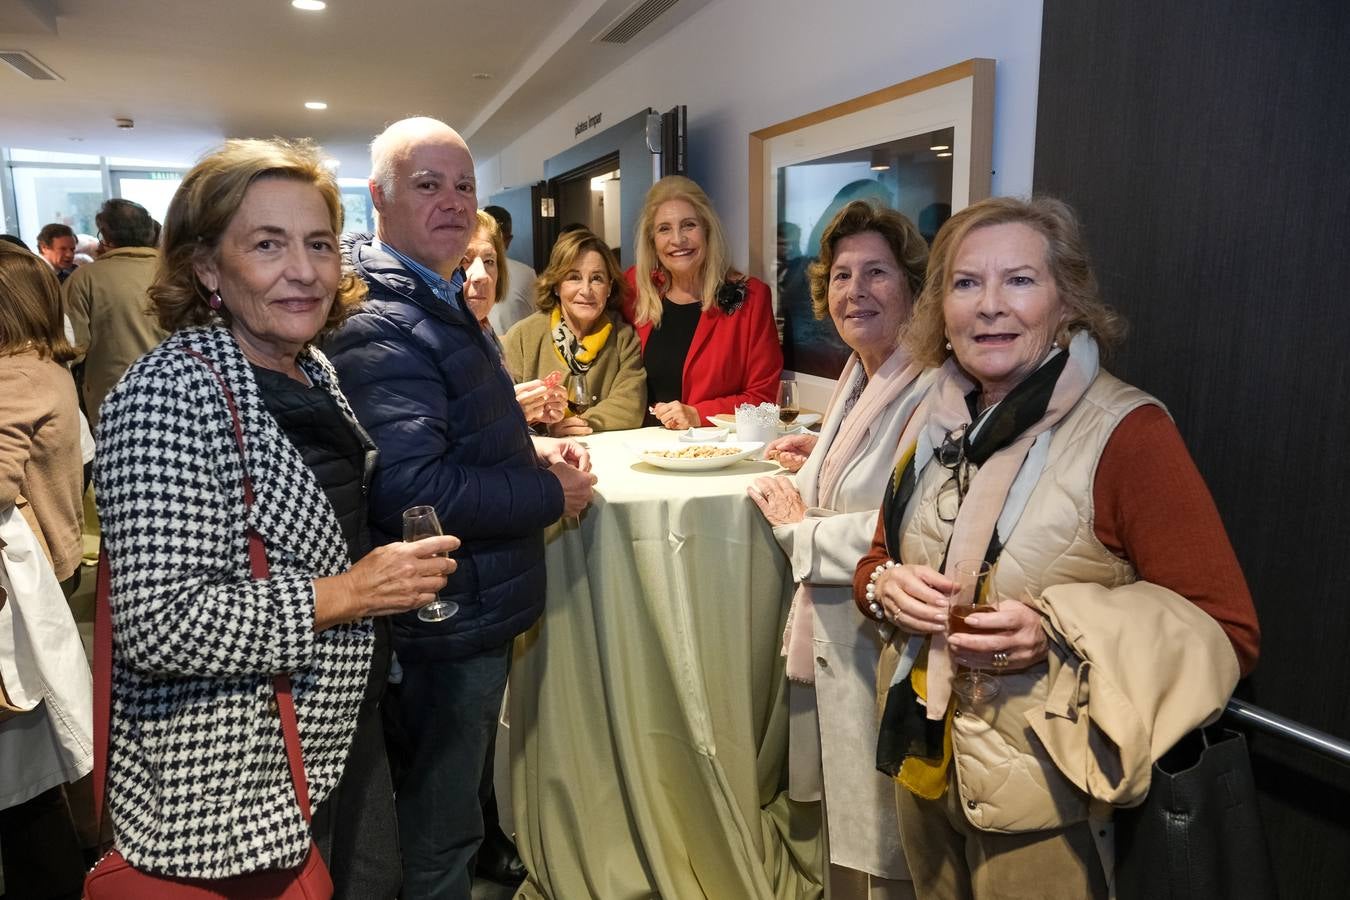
[{"left": 622, "top": 269, "right": 783, "bottom": 424}]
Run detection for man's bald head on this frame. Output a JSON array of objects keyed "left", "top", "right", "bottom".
[
  {"left": 370, "top": 117, "right": 466, "bottom": 199},
  {"left": 368, "top": 117, "right": 478, "bottom": 270}
]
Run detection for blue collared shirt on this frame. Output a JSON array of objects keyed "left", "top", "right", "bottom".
[{"left": 376, "top": 240, "right": 465, "bottom": 311}]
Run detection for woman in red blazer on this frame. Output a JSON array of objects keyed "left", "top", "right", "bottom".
[{"left": 622, "top": 176, "right": 783, "bottom": 428}]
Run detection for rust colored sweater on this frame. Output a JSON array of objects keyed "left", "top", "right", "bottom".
[{"left": 853, "top": 405, "right": 1260, "bottom": 676}]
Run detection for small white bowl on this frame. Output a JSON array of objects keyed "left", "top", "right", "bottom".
[{"left": 679, "top": 426, "right": 730, "bottom": 443}]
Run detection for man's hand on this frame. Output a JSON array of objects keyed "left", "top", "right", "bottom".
[
  {"left": 549, "top": 461, "right": 597, "bottom": 518},
  {"left": 532, "top": 435, "right": 592, "bottom": 472}
]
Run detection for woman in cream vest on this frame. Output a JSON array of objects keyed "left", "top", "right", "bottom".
[
  {"left": 748, "top": 200, "right": 935, "bottom": 898},
  {"left": 856, "top": 197, "right": 1260, "bottom": 897}
]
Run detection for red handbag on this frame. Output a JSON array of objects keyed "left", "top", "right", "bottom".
[{"left": 84, "top": 350, "right": 333, "bottom": 899}]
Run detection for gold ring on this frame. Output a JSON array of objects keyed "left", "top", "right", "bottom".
[{"left": 992, "top": 650, "right": 1010, "bottom": 669}]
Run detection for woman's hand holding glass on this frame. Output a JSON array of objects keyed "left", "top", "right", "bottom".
[
  {"left": 312, "top": 533, "right": 459, "bottom": 630},
  {"left": 945, "top": 590, "right": 1049, "bottom": 674},
  {"left": 869, "top": 564, "right": 954, "bottom": 635},
  {"left": 550, "top": 371, "right": 593, "bottom": 436}
]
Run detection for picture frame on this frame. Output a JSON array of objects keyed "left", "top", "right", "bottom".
[{"left": 749, "top": 59, "right": 995, "bottom": 408}]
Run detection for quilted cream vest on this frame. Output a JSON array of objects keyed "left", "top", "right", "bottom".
[{"left": 899, "top": 371, "right": 1160, "bottom": 832}]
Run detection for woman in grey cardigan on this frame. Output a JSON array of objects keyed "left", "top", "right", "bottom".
[{"left": 502, "top": 229, "right": 646, "bottom": 434}]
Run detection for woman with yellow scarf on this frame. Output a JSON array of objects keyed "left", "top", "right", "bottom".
[{"left": 503, "top": 229, "right": 646, "bottom": 435}]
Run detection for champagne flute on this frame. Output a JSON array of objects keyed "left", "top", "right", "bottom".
[
  {"left": 777, "top": 379, "right": 799, "bottom": 428},
  {"left": 948, "top": 559, "right": 1000, "bottom": 703},
  {"left": 568, "top": 371, "right": 591, "bottom": 417},
  {"left": 403, "top": 505, "right": 458, "bottom": 623}
]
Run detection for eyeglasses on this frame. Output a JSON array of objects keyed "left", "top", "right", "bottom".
[{"left": 935, "top": 425, "right": 971, "bottom": 523}]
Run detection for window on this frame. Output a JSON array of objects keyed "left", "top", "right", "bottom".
[
  {"left": 112, "top": 171, "right": 184, "bottom": 226},
  {"left": 11, "top": 166, "right": 104, "bottom": 247},
  {"left": 3, "top": 147, "right": 190, "bottom": 247},
  {"left": 340, "top": 182, "right": 374, "bottom": 234}
]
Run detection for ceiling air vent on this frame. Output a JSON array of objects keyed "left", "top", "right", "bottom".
[
  {"left": 595, "top": 0, "right": 680, "bottom": 45},
  {"left": 0, "top": 50, "right": 62, "bottom": 81}
]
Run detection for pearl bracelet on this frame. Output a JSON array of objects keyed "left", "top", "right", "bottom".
[{"left": 863, "top": 560, "right": 898, "bottom": 621}]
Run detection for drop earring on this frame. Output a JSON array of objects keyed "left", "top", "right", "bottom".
[
  {"left": 944, "top": 340, "right": 952, "bottom": 351},
  {"left": 208, "top": 291, "right": 222, "bottom": 310}
]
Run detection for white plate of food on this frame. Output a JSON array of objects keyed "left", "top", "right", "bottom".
[
  {"left": 709, "top": 412, "right": 822, "bottom": 431},
  {"left": 633, "top": 441, "right": 764, "bottom": 471}
]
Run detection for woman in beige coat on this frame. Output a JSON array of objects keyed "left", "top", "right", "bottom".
[
  {"left": 0, "top": 242, "right": 84, "bottom": 592},
  {"left": 748, "top": 201, "right": 935, "bottom": 898},
  {"left": 0, "top": 239, "right": 88, "bottom": 896},
  {"left": 503, "top": 229, "right": 646, "bottom": 434}
]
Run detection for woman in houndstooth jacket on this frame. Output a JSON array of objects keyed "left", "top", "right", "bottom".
[{"left": 94, "top": 139, "right": 456, "bottom": 893}]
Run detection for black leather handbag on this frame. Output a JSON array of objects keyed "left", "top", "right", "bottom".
[{"left": 1115, "top": 726, "right": 1277, "bottom": 899}]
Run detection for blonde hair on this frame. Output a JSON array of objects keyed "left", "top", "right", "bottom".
[
  {"left": 806, "top": 200, "right": 928, "bottom": 319},
  {"left": 535, "top": 229, "right": 626, "bottom": 313},
  {"left": 472, "top": 210, "right": 509, "bottom": 303},
  {"left": 905, "top": 195, "right": 1127, "bottom": 368},
  {"left": 0, "top": 243, "right": 79, "bottom": 362},
  {"left": 150, "top": 138, "right": 366, "bottom": 335},
  {"left": 632, "top": 175, "right": 734, "bottom": 327}
]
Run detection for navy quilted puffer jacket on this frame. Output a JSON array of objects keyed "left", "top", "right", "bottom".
[{"left": 325, "top": 237, "right": 563, "bottom": 660}]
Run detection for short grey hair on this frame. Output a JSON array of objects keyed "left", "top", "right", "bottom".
[{"left": 369, "top": 115, "right": 460, "bottom": 200}]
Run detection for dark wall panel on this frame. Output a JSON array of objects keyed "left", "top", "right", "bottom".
[{"left": 1035, "top": 2, "right": 1350, "bottom": 897}]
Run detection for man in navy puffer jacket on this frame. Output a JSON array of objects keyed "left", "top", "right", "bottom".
[{"left": 326, "top": 117, "right": 595, "bottom": 900}]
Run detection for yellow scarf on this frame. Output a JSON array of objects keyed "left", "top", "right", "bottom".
[
  {"left": 897, "top": 645, "right": 955, "bottom": 799},
  {"left": 549, "top": 307, "right": 612, "bottom": 372}
]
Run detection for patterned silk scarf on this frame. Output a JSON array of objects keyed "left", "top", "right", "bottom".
[
  {"left": 549, "top": 307, "right": 612, "bottom": 375},
  {"left": 875, "top": 332, "right": 1100, "bottom": 796}
]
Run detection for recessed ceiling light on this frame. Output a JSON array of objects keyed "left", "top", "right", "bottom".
[
  {"left": 304, "top": 101, "right": 328, "bottom": 110},
  {"left": 935, "top": 151, "right": 953, "bottom": 158},
  {"left": 471, "top": 72, "right": 493, "bottom": 80},
  {"left": 292, "top": 1, "right": 326, "bottom": 11}
]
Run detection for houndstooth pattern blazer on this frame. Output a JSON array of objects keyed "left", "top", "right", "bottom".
[{"left": 94, "top": 325, "right": 373, "bottom": 878}]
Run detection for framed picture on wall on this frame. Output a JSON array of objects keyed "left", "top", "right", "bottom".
[{"left": 750, "top": 59, "right": 994, "bottom": 406}]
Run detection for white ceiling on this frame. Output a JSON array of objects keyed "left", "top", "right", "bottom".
[{"left": 0, "top": 0, "right": 712, "bottom": 177}]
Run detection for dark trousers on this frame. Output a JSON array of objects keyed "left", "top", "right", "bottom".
[
  {"left": 312, "top": 617, "right": 400, "bottom": 899},
  {"left": 312, "top": 699, "right": 401, "bottom": 899},
  {"left": 0, "top": 786, "right": 84, "bottom": 900},
  {"left": 396, "top": 643, "right": 511, "bottom": 900}
]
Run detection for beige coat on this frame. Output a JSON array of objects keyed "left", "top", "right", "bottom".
[
  {"left": 501, "top": 310, "right": 647, "bottom": 432},
  {"left": 773, "top": 350, "right": 931, "bottom": 880},
  {"left": 63, "top": 246, "right": 165, "bottom": 428},
  {"left": 0, "top": 351, "right": 84, "bottom": 581}
]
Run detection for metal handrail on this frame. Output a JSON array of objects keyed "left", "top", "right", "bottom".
[{"left": 1225, "top": 698, "right": 1350, "bottom": 768}]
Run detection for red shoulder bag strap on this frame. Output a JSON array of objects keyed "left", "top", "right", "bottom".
[{"left": 92, "top": 348, "right": 315, "bottom": 834}]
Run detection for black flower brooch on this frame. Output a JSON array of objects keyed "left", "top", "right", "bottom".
[{"left": 716, "top": 277, "right": 749, "bottom": 315}]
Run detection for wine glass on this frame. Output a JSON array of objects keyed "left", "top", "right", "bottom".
[
  {"left": 948, "top": 559, "right": 1000, "bottom": 703},
  {"left": 777, "top": 379, "right": 799, "bottom": 428},
  {"left": 402, "top": 505, "right": 458, "bottom": 623},
  {"left": 567, "top": 371, "right": 590, "bottom": 417}
]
